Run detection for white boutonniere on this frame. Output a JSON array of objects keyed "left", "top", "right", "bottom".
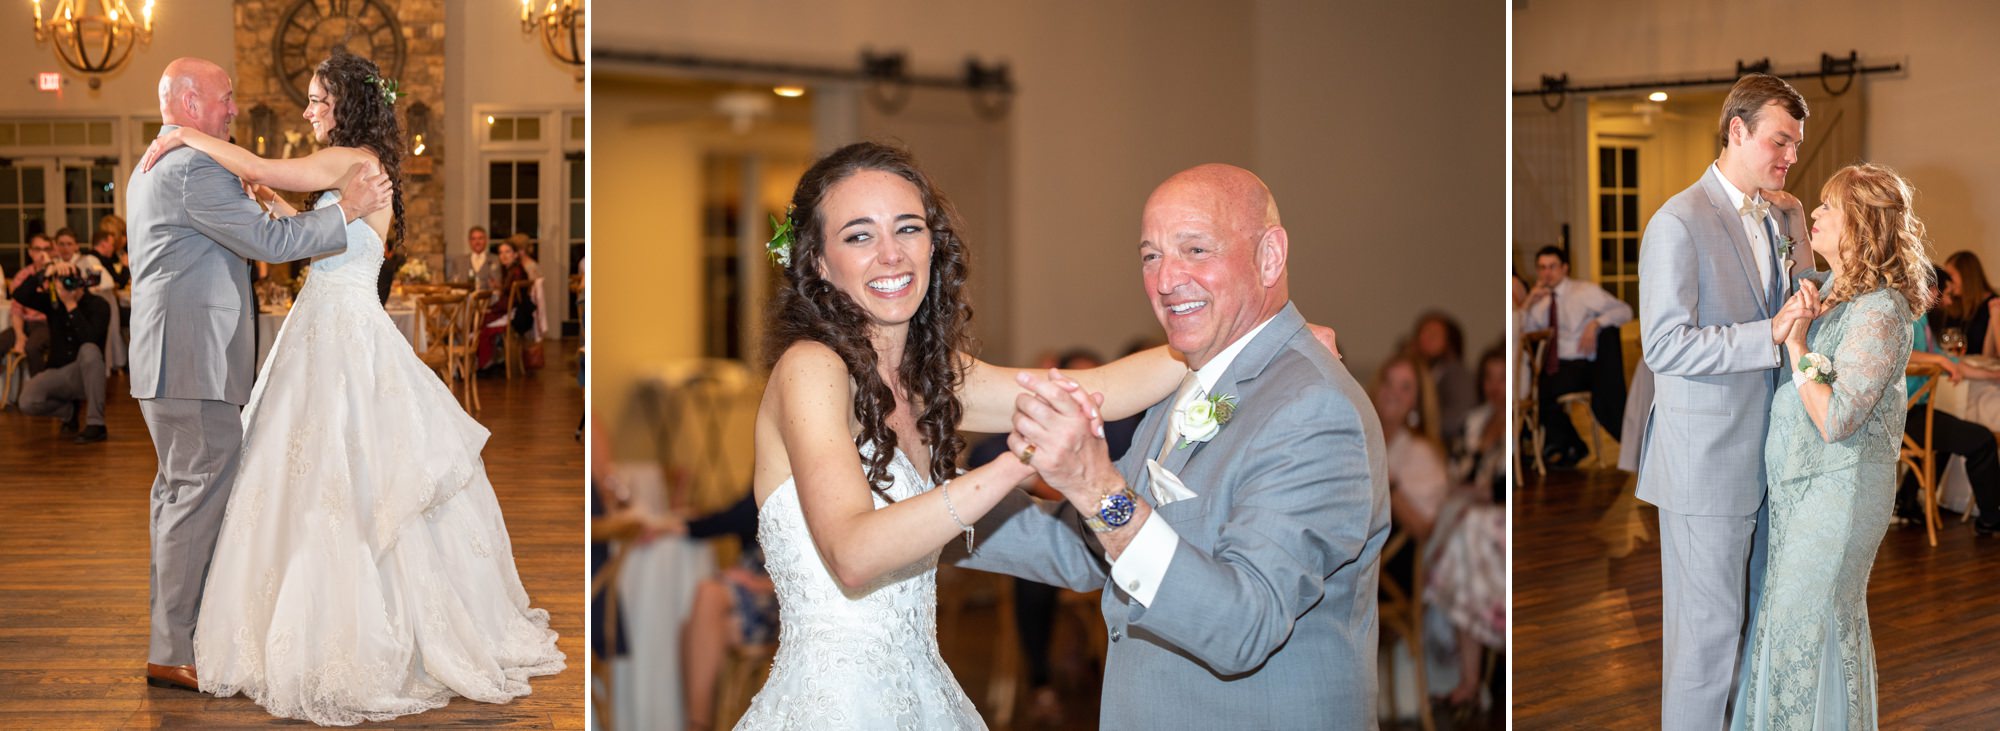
[
  {"left": 1797, "top": 352, "right": 1836, "bottom": 385},
  {"left": 1174, "top": 392, "right": 1238, "bottom": 448}
]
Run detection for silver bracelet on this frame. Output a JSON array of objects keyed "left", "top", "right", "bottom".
[{"left": 940, "top": 480, "right": 974, "bottom": 554}]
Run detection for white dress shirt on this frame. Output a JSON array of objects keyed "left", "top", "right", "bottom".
[
  {"left": 1710, "top": 163, "right": 1781, "bottom": 296},
  {"left": 1520, "top": 278, "right": 1632, "bottom": 362},
  {"left": 466, "top": 249, "right": 490, "bottom": 281},
  {"left": 1710, "top": 163, "right": 1787, "bottom": 367},
  {"left": 1109, "top": 314, "right": 1277, "bottom": 607}
]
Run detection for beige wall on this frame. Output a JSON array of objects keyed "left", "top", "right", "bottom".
[
  {"left": 1516, "top": 0, "right": 2000, "bottom": 272},
  {"left": 442, "top": 0, "right": 586, "bottom": 276},
  {"left": 0, "top": 1, "right": 235, "bottom": 118},
  {"left": 593, "top": 0, "right": 1507, "bottom": 395}
]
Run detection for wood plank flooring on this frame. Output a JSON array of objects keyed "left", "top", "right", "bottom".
[
  {"left": 1512, "top": 465, "right": 2000, "bottom": 728},
  {"left": 0, "top": 342, "right": 585, "bottom": 729}
]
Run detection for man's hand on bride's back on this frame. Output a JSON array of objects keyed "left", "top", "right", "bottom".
[{"left": 335, "top": 163, "right": 392, "bottom": 223}]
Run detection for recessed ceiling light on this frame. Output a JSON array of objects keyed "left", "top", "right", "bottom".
[
  {"left": 1648, "top": 91, "right": 1668, "bottom": 102},
  {"left": 773, "top": 86, "right": 806, "bottom": 98}
]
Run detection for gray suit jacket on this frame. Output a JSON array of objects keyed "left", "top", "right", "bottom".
[
  {"left": 454, "top": 252, "right": 499, "bottom": 289},
  {"left": 125, "top": 126, "right": 349, "bottom": 405},
  {"left": 959, "top": 303, "right": 1392, "bottom": 730},
  {"left": 1635, "top": 168, "right": 1810, "bottom": 516}
]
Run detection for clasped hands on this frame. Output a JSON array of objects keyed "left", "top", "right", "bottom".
[
  {"left": 1776, "top": 278, "right": 1823, "bottom": 351},
  {"left": 1007, "top": 370, "right": 1120, "bottom": 510}
]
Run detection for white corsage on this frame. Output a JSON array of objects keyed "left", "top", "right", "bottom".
[
  {"left": 1173, "top": 391, "right": 1237, "bottom": 448},
  {"left": 1796, "top": 352, "right": 1836, "bottom": 385}
]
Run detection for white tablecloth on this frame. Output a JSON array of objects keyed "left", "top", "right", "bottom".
[{"left": 256, "top": 305, "right": 423, "bottom": 370}]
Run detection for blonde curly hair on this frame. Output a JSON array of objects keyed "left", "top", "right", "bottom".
[{"left": 1817, "top": 163, "right": 1934, "bottom": 317}]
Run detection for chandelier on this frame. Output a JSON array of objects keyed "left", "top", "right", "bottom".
[
  {"left": 31, "top": 0, "right": 156, "bottom": 90},
  {"left": 520, "top": 0, "right": 584, "bottom": 70}
]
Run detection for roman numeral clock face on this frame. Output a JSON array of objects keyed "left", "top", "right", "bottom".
[{"left": 274, "top": 0, "right": 408, "bottom": 108}]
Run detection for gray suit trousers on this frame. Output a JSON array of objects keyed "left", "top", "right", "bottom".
[
  {"left": 20, "top": 343, "right": 106, "bottom": 426},
  {"left": 1658, "top": 502, "right": 1768, "bottom": 731},
  {"left": 139, "top": 397, "right": 242, "bottom": 666}
]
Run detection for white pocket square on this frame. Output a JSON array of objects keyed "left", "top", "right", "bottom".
[{"left": 1145, "top": 459, "right": 1198, "bottom": 505}]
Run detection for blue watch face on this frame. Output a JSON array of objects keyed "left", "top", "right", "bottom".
[{"left": 1099, "top": 491, "right": 1137, "bottom": 527}]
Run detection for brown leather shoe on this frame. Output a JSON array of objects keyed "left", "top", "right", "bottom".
[{"left": 145, "top": 663, "right": 198, "bottom": 691}]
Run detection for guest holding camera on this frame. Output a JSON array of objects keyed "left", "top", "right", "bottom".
[
  {"left": 3, "top": 234, "right": 56, "bottom": 375},
  {"left": 15, "top": 259, "right": 112, "bottom": 443}
]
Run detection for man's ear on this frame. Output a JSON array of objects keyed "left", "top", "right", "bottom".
[{"left": 1256, "top": 225, "right": 1288, "bottom": 288}]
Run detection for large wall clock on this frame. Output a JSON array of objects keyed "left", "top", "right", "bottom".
[{"left": 272, "top": 0, "right": 409, "bottom": 107}]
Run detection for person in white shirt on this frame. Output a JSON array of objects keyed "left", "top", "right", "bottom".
[
  {"left": 459, "top": 225, "right": 498, "bottom": 289},
  {"left": 1522, "top": 244, "right": 1633, "bottom": 467}
]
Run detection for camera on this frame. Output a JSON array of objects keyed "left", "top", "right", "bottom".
[{"left": 55, "top": 265, "right": 99, "bottom": 291}]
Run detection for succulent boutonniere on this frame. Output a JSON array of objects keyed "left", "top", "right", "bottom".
[
  {"left": 1174, "top": 391, "right": 1238, "bottom": 449},
  {"left": 767, "top": 206, "right": 796, "bottom": 267},
  {"left": 1776, "top": 234, "right": 1796, "bottom": 266}
]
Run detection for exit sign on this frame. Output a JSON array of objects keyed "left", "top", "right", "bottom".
[{"left": 37, "top": 73, "right": 60, "bottom": 92}]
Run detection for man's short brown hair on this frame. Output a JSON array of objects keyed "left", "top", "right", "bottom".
[{"left": 1718, "top": 73, "right": 1808, "bottom": 148}]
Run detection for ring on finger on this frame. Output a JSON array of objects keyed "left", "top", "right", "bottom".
[{"left": 1018, "top": 444, "right": 1037, "bottom": 464}]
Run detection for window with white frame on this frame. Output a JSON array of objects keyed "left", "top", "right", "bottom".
[{"left": 1594, "top": 141, "right": 1642, "bottom": 313}]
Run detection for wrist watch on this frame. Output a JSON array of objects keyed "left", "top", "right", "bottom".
[{"left": 1081, "top": 486, "right": 1141, "bottom": 533}]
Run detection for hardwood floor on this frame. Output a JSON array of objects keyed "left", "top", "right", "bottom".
[
  {"left": 1513, "top": 464, "right": 2000, "bottom": 728},
  {"left": 0, "top": 341, "right": 586, "bottom": 729}
]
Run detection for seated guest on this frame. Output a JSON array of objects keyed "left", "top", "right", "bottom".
[
  {"left": 1903, "top": 265, "right": 2000, "bottom": 534},
  {"left": 476, "top": 239, "right": 534, "bottom": 372},
  {"left": 97, "top": 213, "right": 126, "bottom": 249},
  {"left": 1942, "top": 250, "right": 2000, "bottom": 356},
  {"left": 1520, "top": 244, "right": 1632, "bottom": 467},
  {"left": 14, "top": 260, "right": 111, "bottom": 442},
  {"left": 3, "top": 234, "right": 56, "bottom": 374},
  {"left": 458, "top": 225, "right": 499, "bottom": 289},
  {"left": 672, "top": 492, "right": 774, "bottom": 731},
  {"left": 1373, "top": 352, "right": 1503, "bottom": 707},
  {"left": 89, "top": 229, "right": 132, "bottom": 326},
  {"left": 1452, "top": 342, "right": 1509, "bottom": 501},
  {"left": 1407, "top": 311, "right": 1477, "bottom": 439}
]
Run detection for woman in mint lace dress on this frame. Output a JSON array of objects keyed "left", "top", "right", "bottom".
[{"left": 1733, "top": 163, "right": 1933, "bottom": 730}]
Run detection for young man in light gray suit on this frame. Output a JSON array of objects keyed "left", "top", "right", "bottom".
[
  {"left": 959, "top": 164, "right": 1391, "bottom": 729},
  {"left": 1635, "top": 73, "right": 1817, "bottom": 731},
  {"left": 126, "top": 57, "right": 390, "bottom": 691}
]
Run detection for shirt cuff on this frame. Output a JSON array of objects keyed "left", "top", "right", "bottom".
[{"left": 1108, "top": 511, "right": 1180, "bottom": 607}]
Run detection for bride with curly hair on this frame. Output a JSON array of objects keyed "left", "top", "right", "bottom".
[{"left": 141, "top": 50, "right": 564, "bottom": 725}]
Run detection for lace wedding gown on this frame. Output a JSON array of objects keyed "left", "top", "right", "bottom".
[
  {"left": 1733, "top": 288, "right": 1912, "bottom": 730},
  {"left": 734, "top": 444, "right": 985, "bottom": 730},
  {"left": 193, "top": 193, "right": 565, "bottom": 725}
]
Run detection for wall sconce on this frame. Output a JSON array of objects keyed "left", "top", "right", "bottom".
[
  {"left": 248, "top": 103, "right": 278, "bottom": 157},
  {"left": 404, "top": 100, "right": 435, "bottom": 177}
]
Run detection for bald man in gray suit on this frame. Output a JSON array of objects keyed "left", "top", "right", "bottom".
[
  {"left": 127, "top": 57, "right": 390, "bottom": 691},
  {"left": 962, "top": 164, "right": 1390, "bottom": 730}
]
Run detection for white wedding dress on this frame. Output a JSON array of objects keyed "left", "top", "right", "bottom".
[
  {"left": 734, "top": 444, "right": 985, "bottom": 730},
  {"left": 193, "top": 193, "right": 565, "bottom": 726}
]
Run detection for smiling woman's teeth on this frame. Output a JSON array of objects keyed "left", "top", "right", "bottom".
[
  {"left": 868, "top": 274, "right": 913, "bottom": 292},
  {"left": 1170, "top": 301, "right": 1207, "bottom": 314}
]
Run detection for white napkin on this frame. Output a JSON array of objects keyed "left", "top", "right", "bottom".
[{"left": 1145, "top": 459, "right": 1198, "bottom": 505}]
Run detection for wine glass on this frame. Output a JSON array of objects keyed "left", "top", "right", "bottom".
[{"left": 1942, "top": 327, "right": 1967, "bottom": 358}]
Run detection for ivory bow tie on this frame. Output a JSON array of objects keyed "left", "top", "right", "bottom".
[{"left": 1738, "top": 195, "right": 1770, "bottom": 219}]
